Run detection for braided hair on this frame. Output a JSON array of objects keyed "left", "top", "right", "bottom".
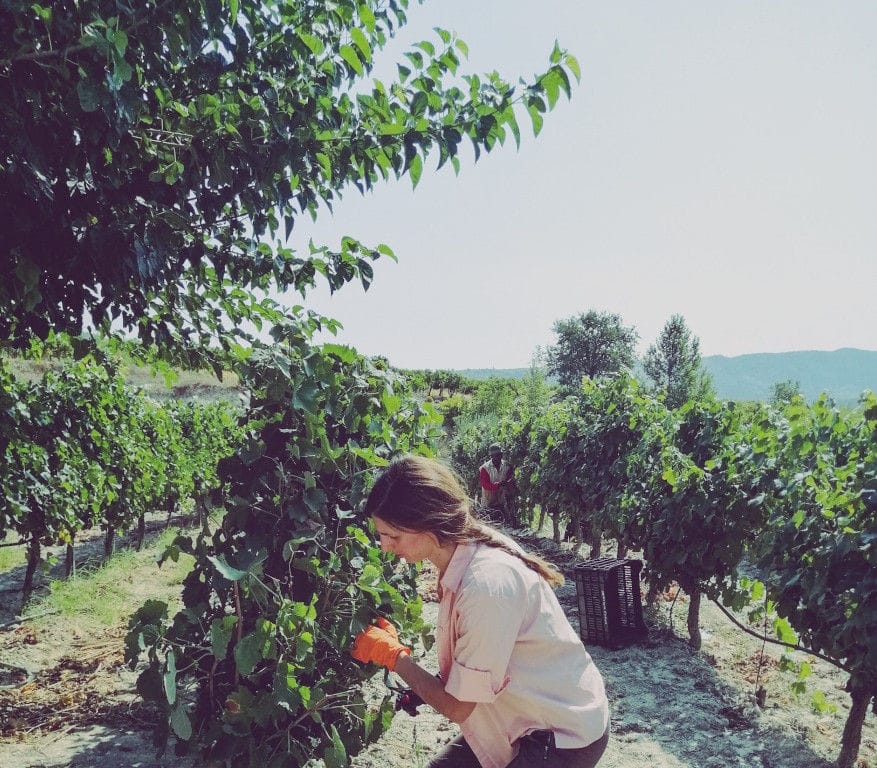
[{"left": 364, "top": 454, "right": 564, "bottom": 587}]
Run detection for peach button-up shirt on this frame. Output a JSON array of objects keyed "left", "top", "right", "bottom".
[{"left": 437, "top": 542, "right": 609, "bottom": 768}]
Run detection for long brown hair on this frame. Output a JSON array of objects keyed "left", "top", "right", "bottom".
[{"left": 364, "top": 455, "right": 564, "bottom": 587}]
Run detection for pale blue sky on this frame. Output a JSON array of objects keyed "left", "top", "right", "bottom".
[{"left": 293, "top": 0, "right": 877, "bottom": 370}]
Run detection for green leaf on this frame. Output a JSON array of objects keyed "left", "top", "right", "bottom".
[
  {"left": 229, "top": 0, "right": 239, "bottom": 21},
  {"left": 77, "top": 79, "right": 101, "bottom": 112},
  {"left": 374, "top": 244, "right": 396, "bottom": 261},
  {"left": 540, "top": 70, "right": 561, "bottom": 109},
  {"left": 316, "top": 152, "right": 332, "bottom": 179},
  {"left": 409, "top": 153, "right": 423, "bottom": 188},
  {"left": 322, "top": 343, "right": 359, "bottom": 364},
  {"left": 113, "top": 29, "right": 128, "bottom": 55},
  {"left": 169, "top": 703, "right": 192, "bottom": 740},
  {"left": 303, "top": 487, "right": 328, "bottom": 514},
  {"left": 773, "top": 616, "right": 798, "bottom": 645},
  {"left": 323, "top": 725, "right": 348, "bottom": 768},
  {"left": 340, "top": 45, "right": 363, "bottom": 76},
  {"left": 136, "top": 666, "right": 164, "bottom": 702},
  {"left": 503, "top": 106, "right": 521, "bottom": 149},
  {"left": 749, "top": 579, "right": 765, "bottom": 602},
  {"left": 210, "top": 615, "right": 238, "bottom": 659},
  {"left": 31, "top": 3, "right": 51, "bottom": 22},
  {"left": 293, "top": 381, "right": 320, "bottom": 413},
  {"left": 163, "top": 649, "right": 177, "bottom": 705},
  {"left": 208, "top": 554, "right": 249, "bottom": 582},
  {"left": 811, "top": 689, "right": 837, "bottom": 714},
  {"left": 235, "top": 631, "right": 265, "bottom": 676},
  {"left": 527, "top": 102, "right": 544, "bottom": 137},
  {"left": 111, "top": 53, "right": 133, "bottom": 86},
  {"left": 300, "top": 32, "right": 324, "bottom": 55},
  {"left": 350, "top": 28, "right": 371, "bottom": 62},
  {"left": 359, "top": 5, "right": 376, "bottom": 32},
  {"left": 565, "top": 52, "right": 582, "bottom": 81},
  {"left": 410, "top": 91, "right": 428, "bottom": 116}
]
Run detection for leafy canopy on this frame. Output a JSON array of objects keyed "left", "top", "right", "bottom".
[
  {"left": 0, "top": 0, "right": 579, "bottom": 353},
  {"left": 642, "top": 313, "right": 713, "bottom": 409},
  {"left": 544, "top": 310, "right": 638, "bottom": 389}
]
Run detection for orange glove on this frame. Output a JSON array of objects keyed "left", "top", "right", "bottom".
[{"left": 350, "top": 617, "right": 411, "bottom": 671}]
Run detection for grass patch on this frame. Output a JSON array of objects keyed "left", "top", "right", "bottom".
[
  {"left": 0, "top": 543, "right": 27, "bottom": 573},
  {"left": 27, "top": 527, "right": 195, "bottom": 633}
]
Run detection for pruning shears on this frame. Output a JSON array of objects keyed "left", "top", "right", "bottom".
[{"left": 383, "top": 669, "right": 425, "bottom": 715}]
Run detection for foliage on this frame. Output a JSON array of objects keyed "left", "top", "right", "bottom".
[
  {"left": 642, "top": 314, "right": 713, "bottom": 409},
  {"left": 1, "top": 0, "right": 579, "bottom": 356},
  {"left": 447, "top": 374, "right": 552, "bottom": 506},
  {"left": 435, "top": 392, "right": 466, "bottom": 423},
  {"left": 0, "top": 352, "right": 242, "bottom": 603},
  {"left": 126, "top": 331, "right": 444, "bottom": 766},
  {"left": 621, "top": 398, "right": 772, "bottom": 647},
  {"left": 770, "top": 379, "right": 803, "bottom": 406},
  {"left": 751, "top": 393, "right": 877, "bottom": 766},
  {"left": 544, "top": 310, "right": 638, "bottom": 391},
  {"left": 568, "top": 375, "right": 667, "bottom": 551}
]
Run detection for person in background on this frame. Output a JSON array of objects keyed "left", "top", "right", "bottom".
[
  {"left": 479, "top": 443, "right": 515, "bottom": 521},
  {"left": 350, "top": 455, "right": 610, "bottom": 768}
]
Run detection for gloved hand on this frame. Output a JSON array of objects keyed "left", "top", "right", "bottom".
[{"left": 350, "top": 617, "right": 411, "bottom": 671}]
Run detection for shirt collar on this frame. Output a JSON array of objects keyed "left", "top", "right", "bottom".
[{"left": 439, "top": 542, "right": 478, "bottom": 593}]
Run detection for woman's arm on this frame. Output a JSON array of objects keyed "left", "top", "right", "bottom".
[{"left": 394, "top": 653, "right": 476, "bottom": 724}]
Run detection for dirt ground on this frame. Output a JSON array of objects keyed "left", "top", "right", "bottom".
[{"left": 1, "top": 526, "right": 874, "bottom": 768}]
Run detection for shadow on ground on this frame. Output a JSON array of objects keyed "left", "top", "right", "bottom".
[{"left": 2, "top": 720, "right": 196, "bottom": 768}]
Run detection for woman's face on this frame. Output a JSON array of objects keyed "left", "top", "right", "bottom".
[{"left": 371, "top": 515, "right": 436, "bottom": 564}]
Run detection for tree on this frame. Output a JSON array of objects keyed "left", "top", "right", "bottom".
[
  {"left": 642, "top": 314, "right": 712, "bottom": 409},
  {"left": 544, "top": 310, "right": 638, "bottom": 390},
  {"left": 0, "top": 0, "right": 579, "bottom": 353},
  {"left": 770, "top": 379, "right": 802, "bottom": 405}
]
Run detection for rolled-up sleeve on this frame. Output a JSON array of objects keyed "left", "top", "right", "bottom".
[{"left": 444, "top": 583, "right": 524, "bottom": 703}]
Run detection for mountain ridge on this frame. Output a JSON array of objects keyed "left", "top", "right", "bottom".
[{"left": 457, "top": 348, "right": 877, "bottom": 405}]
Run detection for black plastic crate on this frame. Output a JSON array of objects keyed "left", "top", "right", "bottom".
[{"left": 573, "top": 558, "right": 646, "bottom": 648}]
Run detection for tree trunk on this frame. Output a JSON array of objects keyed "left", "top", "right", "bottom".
[
  {"left": 836, "top": 684, "right": 872, "bottom": 768},
  {"left": 536, "top": 505, "right": 547, "bottom": 533},
  {"left": 136, "top": 513, "right": 146, "bottom": 551},
  {"left": 22, "top": 539, "right": 41, "bottom": 609},
  {"left": 551, "top": 510, "right": 561, "bottom": 544},
  {"left": 197, "top": 499, "right": 209, "bottom": 529},
  {"left": 616, "top": 538, "right": 628, "bottom": 560},
  {"left": 687, "top": 586, "right": 702, "bottom": 650},
  {"left": 165, "top": 497, "right": 176, "bottom": 529},
  {"left": 588, "top": 522, "right": 602, "bottom": 560},
  {"left": 567, "top": 516, "right": 583, "bottom": 551},
  {"left": 104, "top": 527, "right": 115, "bottom": 558},
  {"left": 64, "top": 539, "right": 75, "bottom": 579}
]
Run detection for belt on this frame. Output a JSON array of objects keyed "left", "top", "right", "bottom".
[{"left": 523, "top": 729, "right": 556, "bottom": 760}]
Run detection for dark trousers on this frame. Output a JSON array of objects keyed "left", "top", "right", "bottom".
[{"left": 427, "top": 728, "right": 609, "bottom": 768}]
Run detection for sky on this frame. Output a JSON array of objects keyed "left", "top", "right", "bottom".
[{"left": 290, "top": 0, "right": 877, "bottom": 371}]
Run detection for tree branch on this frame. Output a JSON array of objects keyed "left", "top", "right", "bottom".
[
  {"left": 0, "top": 0, "right": 176, "bottom": 69},
  {"left": 709, "top": 596, "right": 851, "bottom": 674}
]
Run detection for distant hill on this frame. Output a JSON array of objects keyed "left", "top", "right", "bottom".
[
  {"left": 457, "top": 367, "right": 533, "bottom": 381},
  {"left": 457, "top": 348, "right": 877, "bottom": 405},
  {"left": 702, "top": 348, "right": 877, "bottom": 405}
]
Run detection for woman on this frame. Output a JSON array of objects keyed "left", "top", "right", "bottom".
[{"left": 350, "top": 455, "right": 610, "bottom": 768}]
